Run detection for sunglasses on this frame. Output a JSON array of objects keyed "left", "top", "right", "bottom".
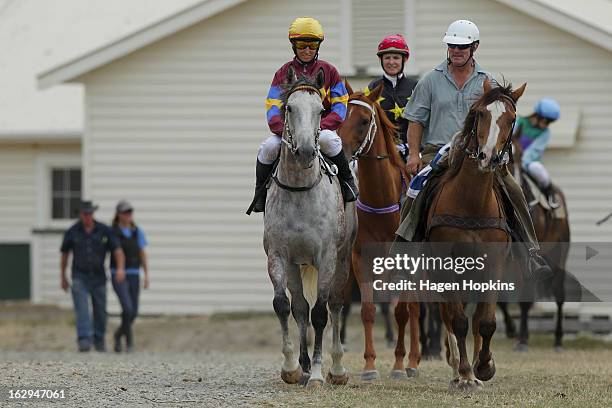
[
  {"left": 447, "top": 43, "right": 472, "bottom": 50},
  {"left": 294, "top": 41, "right": 320, "bottom": 50}
]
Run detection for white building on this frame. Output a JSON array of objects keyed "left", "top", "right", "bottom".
[{"left": 2, "top": 0, "right": 611, "bottom": 315}]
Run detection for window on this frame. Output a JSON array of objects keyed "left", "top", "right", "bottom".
[{"left": 51, "top": 168, "right": 81, "bottom": 219}]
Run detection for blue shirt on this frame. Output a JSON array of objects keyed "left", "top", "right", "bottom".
[
  {"left": 60, "top": 221, "right": 119, "bottom": 278},
  {"left": 111, "top": 226, "right": 148, "bottom": 275}
]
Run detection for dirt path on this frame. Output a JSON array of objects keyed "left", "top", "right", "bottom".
[{"left": 1, "top": 303, "right": 612, "bottom": 407}]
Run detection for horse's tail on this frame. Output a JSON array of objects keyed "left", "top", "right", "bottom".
[{"left": 300, "top": 265, "right": 319, "bottom": 309}]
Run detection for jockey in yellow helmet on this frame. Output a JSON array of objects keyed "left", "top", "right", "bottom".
[{"left": 248, "top": 17, "right": 355, "bottom": 214}]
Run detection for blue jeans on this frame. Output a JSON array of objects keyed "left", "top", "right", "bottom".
[
  {"left": 112, "top": 274, "right": 140, "bottom": 335},
  {"left": 71, "top": 274, "right": 107, "bottom": 343}
]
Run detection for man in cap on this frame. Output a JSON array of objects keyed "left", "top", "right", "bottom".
[
  {"left": 60, "top": 200, "right": 126, "bottom": 352},
  {"left": 397, "top": 19, "right": 551, "bottom": 280}
]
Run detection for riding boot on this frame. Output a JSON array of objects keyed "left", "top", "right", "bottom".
[
  {"left": 543, "top": 184, "right": 560, "bottom": 209},
  {"left": 498, "top": 167, "right": 553, "bottom": 282},
  {"left": 329, "top": 151, "right": 358, "bottom": 203},
  {"left": 250, "top": 160, "right": 274, "bottom": 213}
]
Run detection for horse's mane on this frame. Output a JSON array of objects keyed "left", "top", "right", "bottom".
[
  {"left": 445, "top": 83, "right": 515, "bottom": 180},
  {"left": 280, "top": 76, "right": 321, "bottom": 115},
  {"left": 349, "top": 91, "right": 408, "bottom": 177}
]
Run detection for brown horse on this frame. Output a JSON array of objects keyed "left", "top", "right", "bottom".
[
  {"left": 338, "top": 82, "right": 420, "bottom": 381},
  {"left": 426, "top": 79, "right": 526, "bottom": 390},
  {"left": 498, "top": 127, "right": 571, "bottom": 351}
]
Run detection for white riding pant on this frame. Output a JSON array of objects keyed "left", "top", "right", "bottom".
[
  {"left": 257, "top": 129, "right": 343, "bottom": 164},
  {"left": 526, "top": 161, "right": 550, "bottom": 188}
]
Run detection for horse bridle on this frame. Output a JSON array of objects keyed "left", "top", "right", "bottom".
[
  {"left": 348, "top": 99, "right": 380, "bottom": 161},
  {"left": 273, "top": 84, "right": 336, "bottom": 192},
  {"left": 282, "top": 85, "right": 322, "bottom": 156},
  {"left": 464, "top": 94, "right": 517, "bottom": 170}
]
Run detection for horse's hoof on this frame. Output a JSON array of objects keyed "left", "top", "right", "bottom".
[
  {"left": 298, "top": 372, "right": 311, "bottom": 387},
  {"left": 405, "top": 367, "right": 419, "bottom": 378},
  {"left": 554, "top": 345, "right": 564, "bottom": 353},
  {"left": 281, "top": 367, "right": 303, "bottom": 384},
  {"left": 361, "top": 370, "right": 379, "bottom": 381},
  {"left": 514, "top": 342, "right": 528, "bottom": 352},
  {"left": 449, "top": 378, "right": 483, "bottom": 392},
  {"left": 390, "top": 370, "right": 407, "bottom": 380},
  {"left": 326, "top": 370, "right": 349, "bottom": 385},
  {"left": 306, "top": 378, "right": 324, "bottom": 389},
  {"left": 474, "top": 358, "right": 496, "bottom": 382}
]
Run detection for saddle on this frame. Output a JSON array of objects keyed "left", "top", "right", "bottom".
[
  {"left": 521, "top": 173, "right": 566, "bottom": 219},
  {"left": 397, "top": 164, "right": 518, "bottom": 243}
]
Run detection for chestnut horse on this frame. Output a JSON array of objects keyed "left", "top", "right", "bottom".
[
  {"left": 426, "top": 79, "right": 526, "bottom": 390},
  {"left": 338, "top": 82, "right": 420, "bottom": 381},
  {"left": 498, "top": 128, "right": 570, "bottom": 351}
]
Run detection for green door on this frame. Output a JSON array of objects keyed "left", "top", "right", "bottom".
[{"left": 0, "top": 244, "right": 30, "bottom": 300}]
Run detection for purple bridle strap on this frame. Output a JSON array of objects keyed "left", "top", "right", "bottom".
[{"left": 356, "top": 198, "right": 400, "bottom": 214}]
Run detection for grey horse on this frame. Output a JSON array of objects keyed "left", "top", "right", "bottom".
[{"left": 263, "top": 67, "right": 357, "bottom": 387}]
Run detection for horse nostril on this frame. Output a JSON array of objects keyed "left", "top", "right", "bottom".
[{"left": 477, "top": 151, "right": 486, "bottom": 160}]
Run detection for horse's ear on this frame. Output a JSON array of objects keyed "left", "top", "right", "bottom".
[
  {"left": 315, "top": 68, "right": 325, "bottom": 90},
  {"left": 286, "top": 65, "right": 297, "bottom": 85},
  {"left": 345, "top": 79, "right": 354, "bottom": 95},
  {"left": 511, "top": 83, "right": 527, "bottom": 102},
  {"left": 483, "top": 77, "right": 492, "bottom": 94},
  {"left": 368, "top": 82, "right": 384, "bottom": 104}
]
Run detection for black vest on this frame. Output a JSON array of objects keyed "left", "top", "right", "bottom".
[
  {"left": 111, "top": 225, "right": 141, "bottom": 269},
  {"left": 367, "top": 75, "right": 418, "bottom": 144}
]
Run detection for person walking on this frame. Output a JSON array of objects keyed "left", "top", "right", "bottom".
[
  {"left": 110, "top": 200, "right": 149, "bottom": 353},
  {"left": 60, "top": 200, "right": 125, "bottom": 352}
]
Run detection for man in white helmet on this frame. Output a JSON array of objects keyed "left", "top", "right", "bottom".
[{"left": 396, "top": 19, "right": 551, "bottom": 280}]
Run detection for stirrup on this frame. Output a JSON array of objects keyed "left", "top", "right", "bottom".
[
  {"left": 341, "top": 181, "right": 358, "bottom": 203},
  {"left": 547, "top": 195, "right": 560, "bottom": 209},
  {"left": 527, "top": 248, "right": 553, "bottom": 282}
]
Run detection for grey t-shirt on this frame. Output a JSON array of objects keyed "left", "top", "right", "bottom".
[{"left": 403, "top": 60, "right": 494, "bottom": 147}]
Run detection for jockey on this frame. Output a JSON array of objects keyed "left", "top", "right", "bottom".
[
  {"left": 396, "top": 19, "right": 551, "bottom": 279},
  {"left": 515, "top": 98, "right": 561, "bottom": 208},
  {"left": 250, "top": 17, "right": 357, "bottom": 213},
  {"left": 365, "top": 34, "right": 418, "bottom": 161}
]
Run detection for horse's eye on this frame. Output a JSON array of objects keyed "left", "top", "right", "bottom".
[
  {"left": 361, "top": 119, "right": 369, "bottom": 126},
  {"left": 286, "top": 105, "right": 292, "bottom": 113},
  {"left": 320, "top": 108, "right": 325, "bottom": 115}
]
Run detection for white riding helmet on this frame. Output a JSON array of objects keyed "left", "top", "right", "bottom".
[{"left": 443, "top": 20, "right": 480, "bottom": 45}]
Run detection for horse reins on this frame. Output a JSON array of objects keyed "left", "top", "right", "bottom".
[
  {"left": 274, "top": 84, "right": 331, "bottom": 192},
  {"left": 349, "top": 98, "right": 400, "bottom": 214}
]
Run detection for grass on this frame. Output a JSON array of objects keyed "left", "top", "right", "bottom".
[{"left": 266, "top": 344, "right": 612, "bottom": 407}]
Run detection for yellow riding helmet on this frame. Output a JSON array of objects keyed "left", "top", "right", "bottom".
[{"left": 289, "top": 17, "right": 324, "bottom": 41}]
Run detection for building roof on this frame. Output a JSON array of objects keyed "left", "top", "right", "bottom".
[
  {"left": 493, "top": 0, "right": 612, "bottom": 52},
  {"left": 0, "top": 0, "right": 203, "bottom": 137},
  {"left": 4, "top": 0, "right": 612, "bottom": 137}
]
